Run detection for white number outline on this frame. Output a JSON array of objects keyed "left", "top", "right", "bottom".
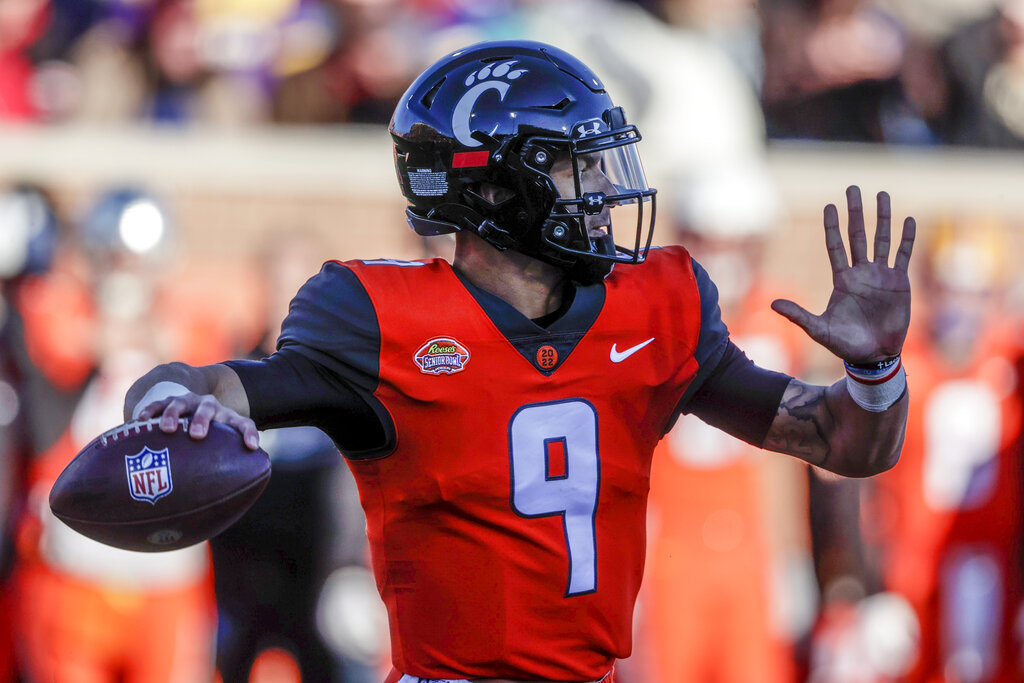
[
  {"left": 508, "top": 398, "right": 600, "bottom": 597},
  {"left": 359, "top": 259, "right": 427, "bottom": 267}
]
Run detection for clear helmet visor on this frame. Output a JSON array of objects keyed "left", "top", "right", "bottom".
[
  {"left": 545, "top": 130, "right": 656, "bottom": 264},
  {"left": 597, "top": 135, "right": 650, "bottom": 196}
]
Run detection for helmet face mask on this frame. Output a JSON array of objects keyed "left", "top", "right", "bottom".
[{"left": 390, "top": 40, "right": 656, "bottom": 284}]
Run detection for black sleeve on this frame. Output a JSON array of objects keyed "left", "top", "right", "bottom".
[
  {"left": 228, "top": 260, "right": 397, "bottom": 458},
  {"left": 276, "top": 262, "right": 381, "bottom": 394},
  {"left": 223, "top": 348, "right": 392, "bottom": 458},
  {"left": 681, "top": 341, "right": 793, "bottom": 448},
  {"left": 676, "top": 257, "right": 732, "bottom": 407},
  {"left": 665, "top": 256, "right": 791, "bottom": 446}
]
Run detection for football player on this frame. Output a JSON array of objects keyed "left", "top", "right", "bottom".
[
  {"left": 637, "top": 165, "right": 811, "bottom": 683},
  {"left": 13, "top": 189, "right": 218, "bottom": 683},
  {"left": 124, "top": 41, "right": 915, "bottom": 683},
  {"left": 0, "top": 184, "right": 62, "bottom": 683},
  {"left": 852, "top": 218, "right": 1024, "bottom": 682}
]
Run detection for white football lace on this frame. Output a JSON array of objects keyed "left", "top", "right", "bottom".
[{"left": 98, "top": 416, "right": 190, "bottom": 446}]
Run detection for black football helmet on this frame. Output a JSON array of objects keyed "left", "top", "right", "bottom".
[{"left": 390, "top": 40, "right": 656, "bottom": 283}]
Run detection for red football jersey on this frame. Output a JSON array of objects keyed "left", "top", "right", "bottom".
[
  {"left": 256, "top": 246, "right": 742, "bottom": 680},
  {"left": 331, "top": 248, "right": 705, "bottom": 680}
]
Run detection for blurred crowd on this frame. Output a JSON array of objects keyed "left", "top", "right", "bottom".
[
  {"left": 0, "top": 0, "right": 1020, "bottom": 147},
  {"left": 1, "top": 1, "right": 1024, "bottom": 683}
]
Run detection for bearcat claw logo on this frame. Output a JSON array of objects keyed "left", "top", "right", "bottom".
[
  {"left": 452, "top": 61, "right": 528, "bottom": 147},
  {"left": 125, "top": 446, "right": 173, "bottom": 503},
  {"left": 414, "top": 337, "right": 471, "bottom": 375}
]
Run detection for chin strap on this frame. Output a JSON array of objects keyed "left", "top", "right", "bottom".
[{"left": 475, "top": 219, "right": 518, "bottom": 251}]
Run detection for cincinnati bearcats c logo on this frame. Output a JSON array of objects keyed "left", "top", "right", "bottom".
[{"left": 452, "top": 61, "right": 528, "bottom": 147}]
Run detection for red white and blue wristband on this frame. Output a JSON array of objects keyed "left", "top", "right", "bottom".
[{"left": 843, "top": 356, "right": 906, "bottom": 412}]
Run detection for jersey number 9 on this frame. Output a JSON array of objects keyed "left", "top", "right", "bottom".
[{"left": 510, "top": 399, "right": 599, "bottom": 597}]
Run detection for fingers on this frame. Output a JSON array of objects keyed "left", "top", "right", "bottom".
[
  {"left": 135, "top": 400, "right": 164, "bottom": 422},
  {"left": 189, "top": 395, "right": 218, "bottom": 438},
  {"left": 771, "top": 299, "right": 822, "bottom": 341},
  {"left": 189, "top": 397, "right": 260, "bottom": 449},
  {"left": 823, "top": 202, "right": 849, "bottom": 273},
  {"left": 846, "top": 185, "right": 868, "bottom": 264},
  {"left": 232, "top": 419, "right": 261, "bottom": 450},
  {"left": 893, "top": 215, "right": 916, "bottom": 272},
  {"left": 828, "top": 187, "right": 910, "bottom": 270},
  {"left": 873, "top": 191, "right": 891, "bottom": 264},
  {"left": 159, "top": 396, "right": 191, "bottom": 433},
  {"left": 136, "top": 394, "right": 260, "bottom": 449}
]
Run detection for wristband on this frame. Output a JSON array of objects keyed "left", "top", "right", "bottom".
[
  {"left": 131, "top": 381, "right": 190, "bottom": 420},
  {"left": 844, "top": 356, "right": 901, "bottom": 375},
  {"left": 844, "top": 356, "right": 905, "bottom": 412}
]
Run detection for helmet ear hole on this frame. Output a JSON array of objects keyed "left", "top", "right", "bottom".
[{"left": 475, "top": 183, "right": 515, "bottom": 207}]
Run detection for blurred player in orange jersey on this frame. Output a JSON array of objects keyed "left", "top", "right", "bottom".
[
  {"left": 10, "top": 189, "right": 219, "bottom": 683},
  {"left": 846, "top": 217, "right": 1024, "bottom": 683},
  {"left": 0, "top": 184, "right": 65, "bottom": 683},
  {"left": 636, "top": 165, "right": 814, "bottom": 683},
  {"left": 209, "top": 232, "right": 386, "bottom": 683}
]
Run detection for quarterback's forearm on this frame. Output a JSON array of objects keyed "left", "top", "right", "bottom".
[
  {"left": 123, "top": 362, "right": 250, "bottom": 422},
  {"left": 762, "top": 378, "right": 908, "bottom": 477}
]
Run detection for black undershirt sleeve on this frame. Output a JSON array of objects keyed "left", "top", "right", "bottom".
[
  {"left": 665, "top": 256, "right": 792, "bottom": 447},
  {"left": 223, "top": 349, "right": 388, "bottom": 456},
  {"left": 680, "top": 340, "right": 793, "bottom": 448}
]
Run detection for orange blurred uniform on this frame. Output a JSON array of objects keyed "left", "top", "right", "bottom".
[
  {"left": 861, "top": 324, "right": 1024, "bottom": 683},
  {"left": 9, "top": 263, "right": 218, "bottom": 683},
  {"left": 642, "top": 286, "right": 806, "bottom": 683}
]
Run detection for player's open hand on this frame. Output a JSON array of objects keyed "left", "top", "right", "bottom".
[
  {"left": 136, "top": 392, "right": 260, "bottom": 450},
  {"left": 771, "top": 186, "right": 915, "bottom": 363}
]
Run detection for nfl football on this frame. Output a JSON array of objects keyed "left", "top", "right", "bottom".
[{"left": 49, "top": 417, "right": 271, "bottom": 552}]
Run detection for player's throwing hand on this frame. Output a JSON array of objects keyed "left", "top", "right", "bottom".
[{"left": 771, "top": 185, "right": 915, "bottom": 363}]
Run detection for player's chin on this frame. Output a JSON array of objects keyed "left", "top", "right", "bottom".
[{"left": 586, "top": 220, "right": 611, "bottom": 238}]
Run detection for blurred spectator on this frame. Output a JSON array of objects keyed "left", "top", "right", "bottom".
[
  {"left": 65, "top": 18, "right": 148, "bottom": 122},
  {"left": 27, "top": 0, "right": 155, "bottom": 122},
  {"left": 209, "top": 231, "right": 385, "bottom": 683},
  {"left": 145, "top": 0, "right": 337, "bottom": 126},
  {"left": 270, "top": 0, "right": 344, "bottom": 123},
  {"left": 301, "top": 0, "right": 425, "bottom": 125},
  {"left": 874, "top": 0, "right": 1003, "bottom": 42},
  {"left": 653, "top": 0, "right": 766, "bottom": 91},
  {"left": 813, "top": 217, "right": 1024, "bottom": 682},
  {"left": 25, "top": 0, "right": 346, "bottom": 126},
  {"left": 9, "top": 187, "right": 219, "bottom": 683},
  {"left": 760, "top": 0, "right": 939, "bottom": 144},
  {"left": 0, "top": 0, "right": 1013, "bottom": 141},
  {"left": 0, "top": 0, "right": 51, "bottom": 120},
  {"left": 938, "top": 0, "right": 1024, "bottom": 147}
]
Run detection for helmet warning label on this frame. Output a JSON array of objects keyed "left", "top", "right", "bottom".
[{"left": 409, "top": 168, "right": 448, "bottom": 197}]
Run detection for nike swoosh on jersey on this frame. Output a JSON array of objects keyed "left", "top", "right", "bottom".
[{"left": 610, "top": 337, "right": 656, "bottom": 363}]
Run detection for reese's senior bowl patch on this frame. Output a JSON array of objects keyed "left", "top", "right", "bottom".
[{"left": 414, "top": 337, "right": 470, "bottom": 375}]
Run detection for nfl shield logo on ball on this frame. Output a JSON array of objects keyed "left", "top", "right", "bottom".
[{"left": 125, "top": 447, "right": 173, "bottom": 504}]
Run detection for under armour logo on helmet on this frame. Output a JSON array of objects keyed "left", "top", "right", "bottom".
[{"left": 575, "top": 119, "right": 604, "bottom": 138}]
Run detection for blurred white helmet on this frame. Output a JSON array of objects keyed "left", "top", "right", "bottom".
[{"left": 672, "top": 161, "right": 782, "bottom": 239}]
